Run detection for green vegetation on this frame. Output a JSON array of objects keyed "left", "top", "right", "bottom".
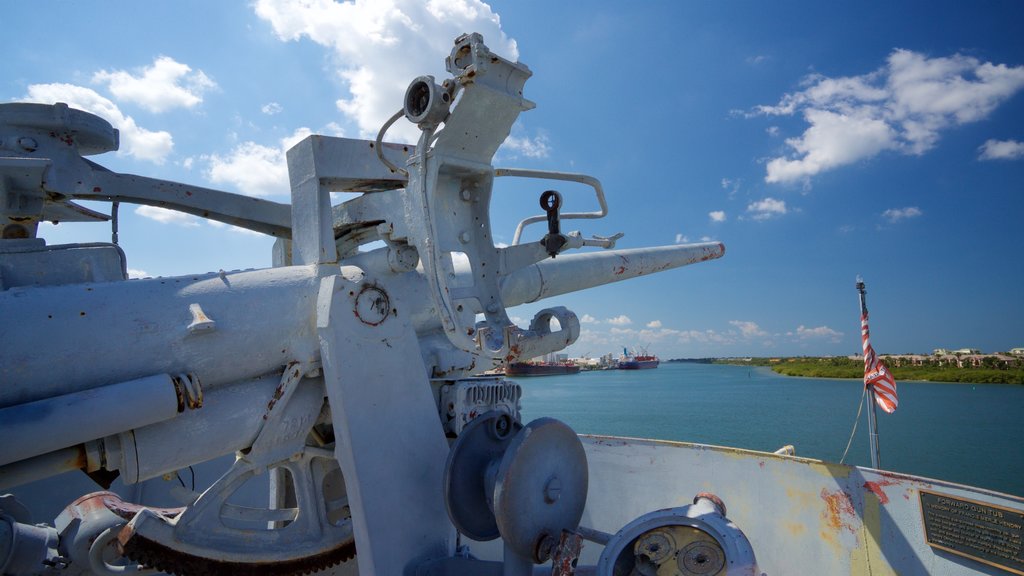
[{"left": 713, "top": 356, "right": 1024, "bottom": 385}]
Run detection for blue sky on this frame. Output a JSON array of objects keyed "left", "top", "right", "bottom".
[{"left": 6, "top": 1, "right": 1023, "bottom": 359}]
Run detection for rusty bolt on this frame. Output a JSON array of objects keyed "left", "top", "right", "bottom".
[{"left": 533, "top": 533, "right": 556, "bottom": 564}]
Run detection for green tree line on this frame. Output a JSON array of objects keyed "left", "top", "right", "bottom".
[{"left": 713, "top": 357, "right": 1024, "bottom": 384}]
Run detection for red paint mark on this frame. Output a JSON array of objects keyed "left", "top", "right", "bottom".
[
  {"left": 759, "top": 461, "right": 765, "bottom": 469},
  {"left": 820, "top": 488, "right": 857, "bottom": 533},
  {"left": 862, "top": 478, "right": 899, "bottom": 505},
  {"left": 863, "top": 481, "right": 889, "bottom": 504},
  {"left": 613, "top": 266, "right": 625, "bottom": 275},
  {"left": 93, "top": 187, "right": 102, "bottom": 193},
  {"left": 185, "top": 190, "right": 193, "bottom": 196}
]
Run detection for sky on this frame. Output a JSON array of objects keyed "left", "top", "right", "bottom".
[{"left": 5, "top": 1, "right": 1023, "bottom": 359}]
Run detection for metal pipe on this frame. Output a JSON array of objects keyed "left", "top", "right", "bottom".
[
  {"left": 0, "top": 374, "right": 183, "bottom": 467},
  {"left": 0, "top": 265, "right": 321, "bottom": 408},
  {"left": 0, "top": 446, "right": 85, "bottom": 491},
  {"left": 857, "top": 277, "right": 881, "bottom": 469},
  {"left": 501, "top": 242, "right": 725, "bottom": 304}
]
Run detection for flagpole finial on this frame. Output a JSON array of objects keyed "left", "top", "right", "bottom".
[{"left": 855, "top": 275, "right": 865, "bottom": 292}]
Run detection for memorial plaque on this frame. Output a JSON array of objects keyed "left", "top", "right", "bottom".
[{"left": 920, "top": 490, "right": 1024, "bottom": 575}]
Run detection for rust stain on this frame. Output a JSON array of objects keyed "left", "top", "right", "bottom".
[
  {"left": 820, "top": 488, "right": 857, "bottom": 534},
  {"left": 785, "top": 521, "right": 806, "bottom": 537},
  {"left": 613, "top": 254, "right": 629, "bottom": 275},
  {"left": 862, "top": 479, "right": 899, "bottom": 505}
]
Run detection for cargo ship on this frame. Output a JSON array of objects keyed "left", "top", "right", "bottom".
[
  {"left": 618, "top": 348, "right": 660, "bottom": 370},
  {"left": 504, "top": 362, "right": 581, "bottom": 377}
]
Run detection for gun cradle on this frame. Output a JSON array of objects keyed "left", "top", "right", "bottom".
[{"left": 0, "top": 33, "right": 726, "bottom": 576}]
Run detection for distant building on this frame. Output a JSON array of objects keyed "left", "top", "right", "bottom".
[
  {"left": 953, "top": 348, "right": 981, "bottom": 355},
  {"left": 933, "top": 348, "right": 951, "bottom": 356},
  {"left": 1010, "top": 348, "right": 1024, "bottom": 356}
]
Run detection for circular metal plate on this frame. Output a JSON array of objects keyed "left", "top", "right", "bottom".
[
  {"left": 444, "top": 412, "right": 521, "bottom": 541},
  {"left": 492, "top": 417, "right": 588, "bottom": 558}
]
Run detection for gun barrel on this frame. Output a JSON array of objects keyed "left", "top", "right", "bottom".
[{"left": 501, "top": 242, "right": 725, "bottom": 305}]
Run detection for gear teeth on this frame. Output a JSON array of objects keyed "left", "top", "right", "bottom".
[{"left": 119, "top": 529, "right": 356, "bottom": 576}]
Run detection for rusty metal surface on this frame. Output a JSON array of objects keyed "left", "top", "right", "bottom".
[
  {"left": 576, "top": 435, "right": 1024, "bottom": 575},
  {"left": 551, "top": 530, "right": 584, "bottom": 576}
]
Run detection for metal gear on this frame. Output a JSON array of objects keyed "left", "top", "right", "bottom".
[{"left": 118, "top": 448, "right": 355, "bottom": 576}]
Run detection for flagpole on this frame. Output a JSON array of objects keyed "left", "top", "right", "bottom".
[{"left": 856, "top": 276, "right": 881, "bottom": 469}]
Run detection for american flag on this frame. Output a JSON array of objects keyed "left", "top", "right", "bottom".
[{"left": 862, "top": 312, "right": 898, "bottom": 413}]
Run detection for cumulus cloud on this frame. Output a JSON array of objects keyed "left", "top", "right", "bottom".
[
  {"left": 127, "top": 268, "right": 150, "bottom": 279},
  {"left": 729, "top": 320, "right": 767, "bottom": 339},
  {"left": 203, "top": 127, "right": 313, "bottom": 197},
  {"left": 262, "top": 102, "right": 284, "bottom": 115},
  {"left": 979, "top": 138, "right": 1024, "bottom": 160},
  {"left": 24, "top": 84, "right": 174, "bottom": 163},
  {"left": 135, "top": 205, "right": 200, "bottom": 226},
  {"left": 709, "top": 210, "right": 726, "bottom": 222},
  {"left": 606, "top": 315, "right": 632, "bottom": 326},
  {"left": 580, "top": 314, "right": 598, "bottom": 324},
  {"left": 675, "top": 234, "right": 689, "bottom": 244},
  {"left": 646, "top": 320, "right": 662, "bottom": 328},
  {"left": 93, "top": 56, "right": 216, "bottom": 113},
  {"left": 745, "top": 197, "right": 787, "bottom": 220},
  {"left": 500, "top": 133, "right": 551, "bottom": 159},
  {"left": 253, "top": 0, "right": 518, "bottom": 143},
  {"left": 753, "top": 49, "right": 1024, "bottom": 183},
  {"left": 207, "top": 220, "right": 265, "bottom": 236},
  {"left": 794, "top": 325, "right": 843, "bottom": 342},
  {"left": 882, "top": 206, "right": 922, "bottom": 223}
]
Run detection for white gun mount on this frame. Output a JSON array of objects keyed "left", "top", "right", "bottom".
[{"left": 0, "top": 33, "right": 730, "bottom": 575}]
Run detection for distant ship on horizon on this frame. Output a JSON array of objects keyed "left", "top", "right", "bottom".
[
  {"left": 504, "top": 361, "right": 581, "bottom": 377},
  {"left": 618, "top": 347, "right": 660, "bottom": 370}
]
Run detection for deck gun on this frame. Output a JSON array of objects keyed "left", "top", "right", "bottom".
[{"left": 0, "top": 34, "right": 738, "bottom": 575}]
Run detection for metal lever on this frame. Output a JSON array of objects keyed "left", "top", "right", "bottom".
[{"left": 541, "top": 190, "right": 567, "bottom": 258}]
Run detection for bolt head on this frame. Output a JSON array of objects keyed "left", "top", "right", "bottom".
[{"left": 17, "top": 137, "right": 38, "bottom": 152}]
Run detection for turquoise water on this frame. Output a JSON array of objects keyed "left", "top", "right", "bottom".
[{"left": 517, "top": 362, "right": 1024, "bottom": 496}]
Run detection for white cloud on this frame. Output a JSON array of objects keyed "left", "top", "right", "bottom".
[
  {"left": 795, "top": 325, "right": 843, "bottom": 342},
  {"left": 262, "top": 102, "right": 284, "bottom": 115},
  {"left": 135, "top": 205, "right": 200, "bottom": 226},
  {"left": 754, "top": 49, "right": 1024, "bottom": 183},
  {"left": 729, "top": 320, "right": 767, "bottom": 338},
  {"left": 675, "top": 234, "right": 689, "bottom": 244},
  {"left": 93, "top": 56, "right": 216, "bottom": 113},
  {"left": 24, "top": 84, "right": 174, "bottom": 163},
  {"left": 203, "top": 127, "right": 313, "bottom": 197},
  {"left": 979, "top": 138, "right": 1024, "bottom": 160},
  {"left": 580, "top": 314, "right": 598, "bottom": 324},
  {"left": 500, "top": 133, "right": 551, "bottom": 159},
  {"left": 127, "top": 268, "right": 150, "bottom": 279},
  {"left": 646, "top": 320, "right": 662, "bottom": 328},
  {"left": 882, "top": 206, "right": 922, "bottom": 223},
  {"left": 709, "top": 210, "right": 726, "bottom": 222},
  {"left": 253, "top": 0, "right": 518, "bottom": 143},
  {"left": 746, "top": 197, "right": 787, "bottom": 220},
  {"left": 606, "top": 315, "right": 632, "bottom": 326},
  {"left": 207, "top": 220, "right": 264, "bottom": 236}
]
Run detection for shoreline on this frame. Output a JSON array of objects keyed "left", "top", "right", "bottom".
[{"left": 676, "top": 358, "right": 1024, "bottom": 385}]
